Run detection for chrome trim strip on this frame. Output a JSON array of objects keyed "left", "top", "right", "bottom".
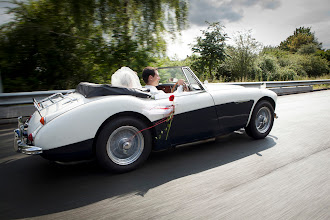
[{"left": 175, "top": 138, "right": 216, "bottom": 148}]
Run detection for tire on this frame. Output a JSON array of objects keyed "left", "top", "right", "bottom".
[
  {"left": 245, "top": 100, "right": 274, "bottom": 139},
  {"left": 96, "top": 116, "right": 152, "bottom": 173}
]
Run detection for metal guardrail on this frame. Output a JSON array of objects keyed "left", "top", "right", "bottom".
[
  {"left": 0, "top": 90, "right": 74, "bottom": 106},
  {"left": 0, "top": 80, "right": 330, "bottom": 106},
  {"left": 215, "top": 79, "right": 330, "bottom": 88}
]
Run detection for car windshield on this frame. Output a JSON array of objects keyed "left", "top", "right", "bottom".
[{"left": 157, "top": 67, "right": 203, "bottom": 91}]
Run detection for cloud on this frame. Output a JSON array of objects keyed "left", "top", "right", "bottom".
[
  {"left": 242, "top": 0, "right": 281, "bottom": 9},
  {"left": 189, "top": 0, "right": 242, "bottom": 26},
  {"left": 189, "top": 0, "right": 281, "bottom": 26},
  {"left": 261, "top": 0, "right": 281, "bottom": 9}
]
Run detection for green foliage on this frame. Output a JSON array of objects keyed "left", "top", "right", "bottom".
[
  {"left": 187, "top": 54, "right": 207, "bottom": 80},
  {"left": 0, "top": 0, "right": 95, "bottom": 92},
  {"left": 218, "top": 31, "right": 261, "bottom": 82},
  {"left": 40, "top": 0, "right": 188, "bottom": 55},
  {"left": 297, "top": 43, "right": 318, "bottom": 55},
  {"left": 279, "top": 27, "right": 321, "bottom": 53},
  {"left": 316, "top": 49, "right": 330, "bottom": 62},
  {"left": 256, "top": 49, "right": 329, "bottom": 80},
  {"left": 191, "top": 22, "right": 228, "bottom": 80},
  {"left": 150, "top": 56, "right": 189, "bottom": 68},
  {"left": 204, "top": 26, "right": 329, "bottom": 83},
  {"left": 0, "top": 0, "right": 188, "bottom": 92},
  {"left": 277, "top": 67, "right": 298, "bottom": 81},
  {"left": 297, "top": 55, "right": 329, "bottom": 77},
  {"left": 258, "top": 55, "right": 278, "bottom": 73},
  {"left": 208, "top": 26, "right": 329, "bottom": 82}
]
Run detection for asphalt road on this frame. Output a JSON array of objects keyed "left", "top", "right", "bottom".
[{"left": 0, "top": 90, "right": 330, "bottom": 220}]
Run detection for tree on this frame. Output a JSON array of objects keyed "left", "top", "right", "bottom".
[
  {"left": 316, "top": 49, "right": 330, "bottom": 63},
  {"left": 48, "top": 0, "right": 188, "bottom": 55},
  {"left": 222, "top": 31, "right": 261, "bottom": 81},
  {"left": 191, "top": 22, "right": 228, "bottom": 80},
  {"left": 0, "top": 0, "right": 188, "bottom": 92},
  {"left": 0, "top": 0, "right": 96, "bottom": 92},
  {"left": 279, "top": 27, "right": 322, "bottom": 53}
]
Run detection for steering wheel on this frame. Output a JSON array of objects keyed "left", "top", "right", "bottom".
[{"left": 171, "top": 81, "right": 189, "bottom": 93}]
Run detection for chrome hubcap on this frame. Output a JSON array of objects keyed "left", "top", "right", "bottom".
[
  {"left": 255, "top": 107, "right": 272, "bottom": 134},
  {"left": 106, "top": 126, "right": 144, "bottom": 165}
]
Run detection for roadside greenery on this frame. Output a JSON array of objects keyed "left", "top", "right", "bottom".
[
  {"left": 0, "top": 0, "right": 188, "bottom": 92},
  {"left": 191, "top": 22, "right": 228, "bottom": 81},
  {"left": 159, "top": 26, "right": 329, "bottom": 83},
  {"left": 0, "top": 1, "right": 329, "bottom": 92}
]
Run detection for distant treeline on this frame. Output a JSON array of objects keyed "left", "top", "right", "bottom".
[{"left": 161, "top": 25, "right": 330, "bottom": 83}]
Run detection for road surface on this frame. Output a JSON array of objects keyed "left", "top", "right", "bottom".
[{"left": 0, "top": 90, "right": 330, "bottom": 219}]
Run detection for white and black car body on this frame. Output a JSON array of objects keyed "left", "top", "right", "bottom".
[{"left": 14, "top": 67, "right": 277, "bottom": 172}]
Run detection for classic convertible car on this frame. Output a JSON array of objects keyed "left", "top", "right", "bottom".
[{"left": 14, "top": 66, "right": 277, "bottom": 173}]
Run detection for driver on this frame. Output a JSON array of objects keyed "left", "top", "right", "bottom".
[{"left": 142, "top": 67, "right": 184, "bottom": 95}]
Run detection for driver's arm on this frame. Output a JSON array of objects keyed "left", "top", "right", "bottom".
[{"left": 174, "top": 79, "right": 184, "bottom": 93}]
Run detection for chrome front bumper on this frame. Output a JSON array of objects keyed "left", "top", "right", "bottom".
[{"left": 14, "top": 117, "right": 43, "bottom": 155}]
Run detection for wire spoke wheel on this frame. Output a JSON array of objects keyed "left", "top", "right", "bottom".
[
  {"left": 255, "top": 107, "right": 272, "bottom": 134},
  {"left": 96, "top": 116, "right": 152, "bottom": 173},
  {"left": 245, "top": 100, "right": 274, "bottom": 139},
  {"left": 106, "top": 126, "right": 144, "bottom": 166}
]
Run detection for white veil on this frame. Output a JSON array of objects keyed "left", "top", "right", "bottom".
[{"left": 111, "top": 67, "right": 142, "bottom": 89}]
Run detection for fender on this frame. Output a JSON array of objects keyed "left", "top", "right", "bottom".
[
  {"left": 245, "top": 89, "right": 277, "bottom": 126},
  {"left": 34, "top": 95, "right": 170, "bottom": 150},
  {"left": 207, "top": 86, "right": 277, "bottom": 134}
]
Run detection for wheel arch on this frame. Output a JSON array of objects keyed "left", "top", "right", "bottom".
[
  {"left": 92, "top": 111, "right": 156, "bottom": 155},
  {"left": 259, "top": 96, "right": 276, "bottom": 110},
  {"left": 246, "top": 96, "right": 276, "bottom": 126}
]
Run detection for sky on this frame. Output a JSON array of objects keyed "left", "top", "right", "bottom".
[
  {"left": 1, "top": 0, "right": 329, "bottom": 60},
  {"left": 0, "top": 1, "right": 13, "bottom": 24},
  {"left": 167, "top": 0, "right": 330, "bottom": 59}
]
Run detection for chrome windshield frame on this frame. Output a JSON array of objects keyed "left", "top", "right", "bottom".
[{"left": 157, "top": 66, "right": 205, "bottom": 91}]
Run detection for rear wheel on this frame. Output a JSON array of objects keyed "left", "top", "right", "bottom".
[
  {"left": 96, "top": 117, "right": 152, "bottom": 173},
  {"left": 245, "top": 100, "right": 274, "bottom": 139}
]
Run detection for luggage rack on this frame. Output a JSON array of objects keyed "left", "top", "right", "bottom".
[{"left": 33, "top": 92, "right": 76, "bottom": 116}]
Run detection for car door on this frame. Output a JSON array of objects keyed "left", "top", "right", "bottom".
[
  {"left": 167, "top": 90, "right": 219, "bottom": 146},
  {"left": 207, "top": 87, "right": 255, "bottom": 136},
  {"left": 160, "top": 67, "right": 220, "bottom": 146}
]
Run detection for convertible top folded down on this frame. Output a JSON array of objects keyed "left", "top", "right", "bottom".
[{"left": 76, "top": 82, "right": 151, "bottom": 98}]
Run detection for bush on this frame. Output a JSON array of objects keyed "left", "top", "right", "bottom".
[
  {"left": 256, "top": 55, "right": 279, "bottom": 80},
  {"left": 257, "top": 55, "right": 278, "bottom": 73},
  {"left": 267, "top": 71, "right": 281, "bottom": 81},
  {"left": 295, "top": 55, "right": 329, "bottom": 77},
  {"left": 287, "top": 63, "right": 307, "bottom": 77},
  {"left": 297, "top": 43, "right": 318, "bottom": 55},
  {"left": 278, "top": 67, "right": 298, "bottom": 81}
]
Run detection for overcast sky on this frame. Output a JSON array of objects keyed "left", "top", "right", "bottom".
[
  {"left": 167, "top": 0, "right": 330, "bottom": 59},
  {"left": 1, "top": 0, "right": 329, "bottom": 60},
  {"left": 0, "top": 1, "right": 14, "bottom": 24}
]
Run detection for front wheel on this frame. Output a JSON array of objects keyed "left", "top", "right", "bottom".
[
  {"left": 96, "top": 117, "right": 152, "bottom": 173},
  {"left": 245, "top": 100, "right": 274, "bottom": 139}
]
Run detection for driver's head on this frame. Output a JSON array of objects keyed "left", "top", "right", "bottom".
[{"left": 142, "top": 67, "right": 160, "bottom": 86}]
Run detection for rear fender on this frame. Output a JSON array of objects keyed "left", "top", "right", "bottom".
[{"left": 33, "top": 96, "right": 166, "bottom": 150}]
